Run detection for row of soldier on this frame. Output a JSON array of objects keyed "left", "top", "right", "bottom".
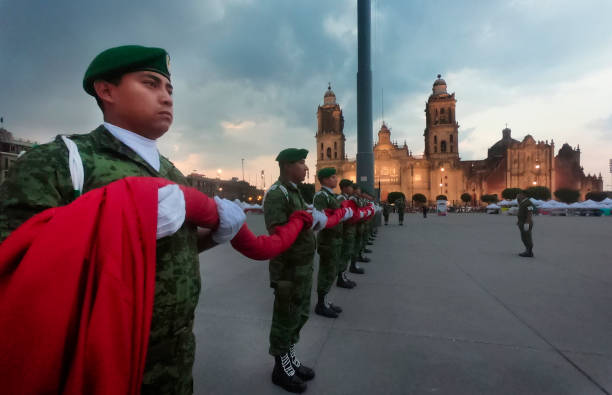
[
  {"left": 264, "top": 155, "right": 380, "bottom": 393},
  {"left": 0, "top": 45, "right": 383, "bottom": 395}
]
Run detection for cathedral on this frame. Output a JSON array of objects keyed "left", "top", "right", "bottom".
[{"left": 315, "top": 76, "right": 603, "bottom": 204}]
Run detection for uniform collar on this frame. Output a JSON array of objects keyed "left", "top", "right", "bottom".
[
  {"left": 278, "top": 178, "right": 299, "bottom": 191},
  {"left": 90, "top": 126, "right": 163, "bottom": 175},
  {"left": 322, "top": 186, "right": 335, "bottom": 195},
  {"left": 103, "top": 122, "right": 160, "bottom": 171}
]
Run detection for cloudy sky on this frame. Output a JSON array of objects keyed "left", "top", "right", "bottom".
[{"left": 1, "top": 0, "right": 611, "bottom": 188}]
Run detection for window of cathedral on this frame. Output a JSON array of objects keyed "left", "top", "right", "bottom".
[
  {"left": 450, "top": 135, "right": 453, "bottom": 143},
  {"left": 326, "top": 147, "right": 331, "bottom": 159},
  {"left": 441, "top": 108, "right": 445, "bottom": 114},
  {"left": 334, "top": 142, "right": 337, "bottom": 149},
  {"left": 441, "top": 141, "right": 447, "bottom": 153},
  {"left": 320, "top": 143, "right": 323, "bottom": 150},
  {"left": 434, "top": 146, "right": 437, "bottom": 153},
  {"left": 334, "top": 151, "right": 337, "bottom": 159},
  {"left": 434, "top": 136, "right": 437, "bottom": 144}
]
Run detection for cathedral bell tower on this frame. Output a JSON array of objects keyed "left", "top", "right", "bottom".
[
  {"left": 424, "top": 75, "right": 459, "bottom": 164},
  {"left": 316, "top": 84, "right": 346, "bottom": 163}
]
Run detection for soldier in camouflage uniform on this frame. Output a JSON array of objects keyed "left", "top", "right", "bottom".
[
  {"left": 0, "top": 45, "right": 245, "bottom": 394},
  {"left": 313, "top": 167, "right": 345, "bottom": 318},
  {"left": 395, "top": 197, "right": 406, "bottom": 226},
  {"left": 361, "top": 189, "right": 375, "bottom": 252},
  {"left": 382, "top": 201, "right": 391, "bottom": 225},
  {"left": 516, "top": 191, "right": 535, "bottom": 257},
  {"left": 264, "top": 148, "right": 319, "bottom": 393},
  {"left": 336, "top": 179, "right": 358, "bottom": 288},
  {"left": 350, "top": 184, "right": 369, "bottom": 273}
]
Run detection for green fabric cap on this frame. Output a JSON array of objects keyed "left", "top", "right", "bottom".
[
  {"left": 83, "top": 45, "right": 171, "bottom": 96},
  {"left": 275, "top": 148, "right": 308, "bottom": 163},
  {"left": 352, "top": 183, "right": 361, "bottom": 190},
  {"left": 339, "top": 179, "right": 353, "bottom": 188},
  {"left": 317, "top": 167, "right": 336, "bottom": 180}
]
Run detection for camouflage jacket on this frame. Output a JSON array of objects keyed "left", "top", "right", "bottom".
[
  {"left": 0, "top": 125, "right": 200, "bottom": 341},
  {"left": 313, "top": 186, "right": 342, "bottom": 246},
  {"left": 264, "top": 179, "right": 316, "bottom": 282}
]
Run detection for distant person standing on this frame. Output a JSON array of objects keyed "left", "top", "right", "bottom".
[
  {"left": 395, "top": 198, "right": 406, "bottom": 226},
  {"left": 516, "top": 191, "right": 535, "bottom": 257},
  {"left": 422, "top": 205, "right": 428, "bottom": 218},
  {"left": 382, "top": 201, "right": 390, "bottom": 225}
]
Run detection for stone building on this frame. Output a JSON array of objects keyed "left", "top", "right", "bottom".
[
  {"left": 315, "top": 77, "right": 603, "bottom": 204},
  {"left": 0, "top": 127, "right": 36, "bottom": 184},
  {"left": 186, "top": 173, "right": 264, "bottom": 203}
]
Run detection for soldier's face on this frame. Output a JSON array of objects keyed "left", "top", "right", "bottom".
[
  {"left": 99, "top": 71, "right": 174, "bottom": 139},
  {"left": 322, "top": 174, "right": 338, "bottom": 189},
  {"left": 285, "top": 160, "right": 308, "bottom": 183}
]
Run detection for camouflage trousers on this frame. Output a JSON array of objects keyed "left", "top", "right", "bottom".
[
  {"left": 317, "top": 241, "right": 342, "bottom": 294},
  {"left": 518, "top": 224, "right": 534, "bottom": 251},
  {"left": 269, "top": 262, "right": 314, "bottom": 356},
  {"left": 141, "top": 322, "right": 196, "bottom": 395},
  {"left": 398, "top": 210, "right": 405, "bottom": 223},
  {"left": 354, "top": 224, "right": 364, "bottom": 257},
  {"left": 340, "top": 226, "right": 356, "bottom": 272}
]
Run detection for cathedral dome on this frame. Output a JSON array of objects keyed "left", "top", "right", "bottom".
[
  {"left": 324, "top": 83, "right": 336, "bottom": 105},
  {"left": 432, "top": 74, "right": 447, "bottom": 95},
  {"left": 487, "top": 126, "right": 518, "bottom": 159}
]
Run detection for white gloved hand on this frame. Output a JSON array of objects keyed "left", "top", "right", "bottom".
[
  {"left": 157, "top": 184, "right": 186, "bottom": 239},
  {"left": 359, "top": 210, "right": 366, "bottom": 219},
  {"left": 341, "top": 207, "right": 353, "bottom": 222},
  {"left": 310, "top": 209, "right": 328, "bottom": 231},
  {"left": 212, "top": 196, "right": 247, "bottom": 244}
]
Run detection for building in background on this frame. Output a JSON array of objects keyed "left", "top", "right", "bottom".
[
  {"left": 186, "top": 173, "right": 264, "bottom": 203},
  {"left": 315, "top": 77, "right": 603, "bottom": 204},
  {"left": 0, "top": 127, "right": 36, "bottom": 183}
]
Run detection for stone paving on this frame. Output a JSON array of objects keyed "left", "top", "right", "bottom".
[{"left": 193, "top": 212, "right": 612, "bottom": 394}]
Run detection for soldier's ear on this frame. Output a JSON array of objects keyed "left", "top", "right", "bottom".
[{"left": 93, "top": 80, "right": 118, "bottom": 108}]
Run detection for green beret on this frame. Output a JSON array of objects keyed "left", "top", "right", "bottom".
[
  {"left": 83, "top": 45, "right": 171, "bottom": 96},
  {"left": 317, "top": 167, "right": 336, "bottom": 180},
  {"left": 339, "top": 179, "right": 353, "bottom": 188},
  {"left": 275, "top": 148, "right": 308, "bottom": 163},
  {"left": 352, "top": 183, "right": 361, "bottom": 190}
]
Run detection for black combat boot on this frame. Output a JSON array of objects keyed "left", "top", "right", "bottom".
[
  {"left": 350, "top": 258, "right": 365, "bottom": 274},
  {"left": 364, "top": 247, "right": 373, "bottom": 253},
  {"left": 272, "top": 353, "right": 307, "bottom": 393},
  {"left": 337, "top": 272, "right": 356, "bottom": 288},
  {"left": 328, "top": 301, "right": 343, "bottom": 313},
  {"left": 366, "top": 241, "right": 374, "bottom": 246},
  {"left": 289, "top": 344, "right": 315, "bottom": 381},
  {"left": 519, "top": 250, "right": 534, "bottom": 257},
  {"left": 357, "top": 254, "right": 371, "bottom": 263},
  {"left": 315, "top": 292, "right": 339, "bottom": 318}
]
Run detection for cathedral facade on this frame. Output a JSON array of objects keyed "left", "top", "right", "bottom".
[{"left": 315, "top": 76, "right": 603, "bottom": 204}]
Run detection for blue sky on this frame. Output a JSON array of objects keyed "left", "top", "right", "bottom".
[{"left": 1, "top": 0, "right": 611, "bottom": 188}]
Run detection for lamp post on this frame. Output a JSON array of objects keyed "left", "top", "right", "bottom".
[{"left": 440, "top": 167, "right": 445, "bottom": 197}]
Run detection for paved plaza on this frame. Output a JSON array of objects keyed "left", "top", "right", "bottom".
[{"left": 193, "top": 213, "right": 612, "bottom": 395}]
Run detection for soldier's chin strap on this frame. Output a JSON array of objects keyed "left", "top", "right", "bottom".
[{"left": 61, "top": 136, "right": 84, "bottom": 198}]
